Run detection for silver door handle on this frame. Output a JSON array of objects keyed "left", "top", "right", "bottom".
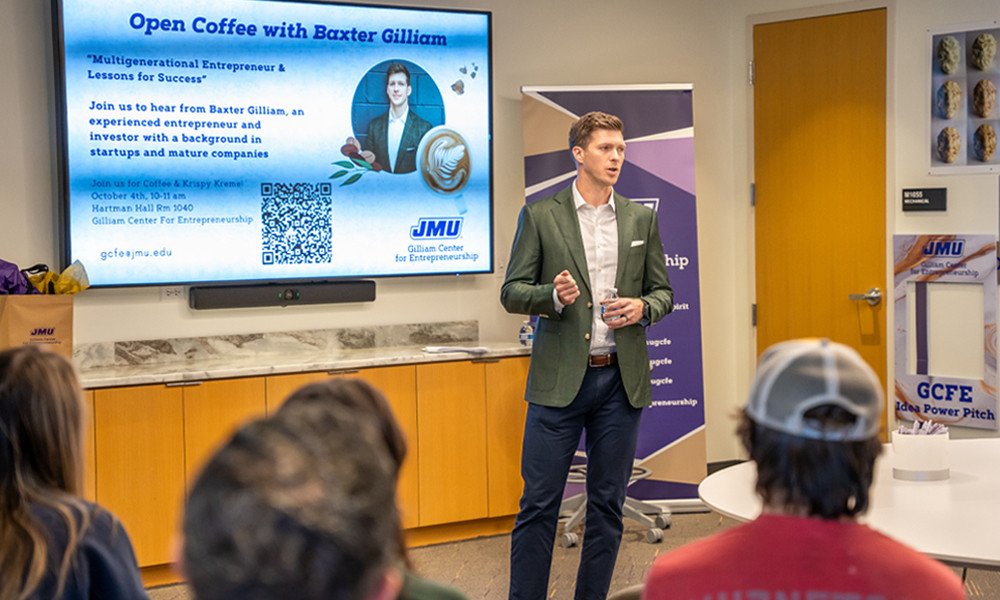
[{"left": 848, "top": 287, "right": 882, "bottom": 306}]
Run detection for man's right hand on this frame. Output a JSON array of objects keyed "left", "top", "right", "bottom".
[{"left": 554, "top": 270, "right": 579, "bottom": 306}]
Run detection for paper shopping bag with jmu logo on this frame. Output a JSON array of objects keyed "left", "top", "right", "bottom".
[{"left": 0, "top": 295, "right": 74, "bottom": 359}]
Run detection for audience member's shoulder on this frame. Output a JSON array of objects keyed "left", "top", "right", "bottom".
[
  {"left": 78, "top": 503, "right": 149, "bottom": 600},
  {"left": 32, "top": 500, "right": 128, "bottom": 540},
  {"left": 856, "top": 525, "right": 965, "bottom": 596},
  {"left": 400, "top": 569, "right": 470, "bottom": 600},
  {"left": 650, "top": 521, "right": 747, "bottom": 571},
  {"left": 28, "top": 499, "right": 148, "bottom": 600}
]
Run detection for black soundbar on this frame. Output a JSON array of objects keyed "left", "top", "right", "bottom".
[{"left": 188, "top": 280, "right": 375, "bottom": 310}]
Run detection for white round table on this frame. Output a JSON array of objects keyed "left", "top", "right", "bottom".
[{"left": 698, "top": 438, "right": 1000, "bottom": 571}]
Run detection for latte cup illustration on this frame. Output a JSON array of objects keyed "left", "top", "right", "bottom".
[{"left": 417, "top": 126, "right": 471, "bottom": 213}]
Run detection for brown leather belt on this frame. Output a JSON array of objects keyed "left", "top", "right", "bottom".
[{"left": 588, "top": 352, "right": 617, "bottom": 367}]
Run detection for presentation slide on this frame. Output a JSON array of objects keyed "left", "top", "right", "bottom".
[{"left": 55, "top": 0, "right": 492, "bottom": 286}]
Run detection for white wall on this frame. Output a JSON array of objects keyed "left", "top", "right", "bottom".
[{"left": 3, "top": 0, "right": 997, "bottom": 466}]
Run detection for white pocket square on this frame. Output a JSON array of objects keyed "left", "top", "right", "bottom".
[{"left": 630, "top": 240, "right": 645, "bottom": 247}]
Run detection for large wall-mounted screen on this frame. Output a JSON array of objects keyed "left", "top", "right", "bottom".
[{"left": 52, "top": 0, "right": 493, "bottom": 287}]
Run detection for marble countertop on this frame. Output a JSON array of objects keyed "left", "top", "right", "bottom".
[{"left": 79, "top": 342, "right": 531, "bottom": 389}]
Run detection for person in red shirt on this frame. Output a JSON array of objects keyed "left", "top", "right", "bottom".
[{"left": 642, "top": 338, "right": 965, "bottom": 600}]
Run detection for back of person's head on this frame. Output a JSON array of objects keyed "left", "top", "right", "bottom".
[
  {"left": 739, "top": 338, "right": 884, "bottom": 519},
  {"left": 568, "top": 111, "right": 623, "bottom": 152},
  {"left": 183, "top": 409, "right": 401, "bottom": 600},
  {"left": 0, "top": 345, "right": 88, "bottom": 599},
  {"left": 0, "top": 345, "right": 83, "bottom": 496},
  {"left": 277, "top": 378, "right": 411, "bottom": 566},
  {"left": 277, "top": 378, "right": 407, "bottom": 475}
]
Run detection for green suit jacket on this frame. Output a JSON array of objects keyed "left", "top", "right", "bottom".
[{"left": 500, "top": 185, "right": 673, "bottom": 408}]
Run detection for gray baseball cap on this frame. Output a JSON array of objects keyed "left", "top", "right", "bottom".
[{"left": 745, "top": 338, "right": 883, "bottom": 441}]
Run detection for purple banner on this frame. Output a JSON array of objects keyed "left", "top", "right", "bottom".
[{"left": 521, "top": 85, "right": 706, "bottom": 500}]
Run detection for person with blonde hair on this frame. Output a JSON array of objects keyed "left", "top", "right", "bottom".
[{"left": 0, "top": 345, "right": 147, "bottom": 600}]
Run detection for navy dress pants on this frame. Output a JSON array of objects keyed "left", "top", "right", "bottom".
[{"left": 508, "top": 364, "right": 643, "bottom": 600}]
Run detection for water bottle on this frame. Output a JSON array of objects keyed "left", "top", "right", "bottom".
[
  {"left": 518, "top": 319, "right": 534, "bottom": 347},
  {"left": 602, "top": 287, "right": 620, "bottom": 322}
]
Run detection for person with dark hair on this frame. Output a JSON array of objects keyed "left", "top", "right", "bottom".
[
  {"left": 0, "top": 345, "right": 148, "bottom": 600},
  {"left": 277, "top": 379, "right": 407, "bottom": 477},
  {"left": 641, "top": 339, "right": 966, "bottom": 600},
  {"left": 183, "top": 407, "right": 403, "bottom": 600},
  {"left": 501, "top": 111, "right": 674, "bottom": 600},
  {"left": 276, "top": 378, "right": 469, "bottom": 600},
  {"left": 364, "top": 62, "right": 432, "bottom": 173}
]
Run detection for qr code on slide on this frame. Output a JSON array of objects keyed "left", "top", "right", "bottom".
[{"left": 260, "top": 182, "right": 333, "bottom": 265}]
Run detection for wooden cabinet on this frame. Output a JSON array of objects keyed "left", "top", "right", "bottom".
[
  {"left": 267, "top": 366, "right": 421, "bottom": 529},
  {"left": 93, "top": 379, "right": 266, "bottom": 567},
  {"left": 183, "top": 378, "right": 267, "bottom": 484},
  {"left": 485, "top": 356, "right": 529, "bottom": 517},
  {"left": 416, "top": 360, "right": 489, "bottom": 526},
  {"left": 93, "top": 385, "right": 185, "bottom": 567},
  {"left": 351, "top": 366, "right": 420, "bottom": 529},
  {"left": 87, "top": 355, "right": 527, "bottom": 570},
  {"left": 264, "top": 371, "right": 332, "bottom": 412}
]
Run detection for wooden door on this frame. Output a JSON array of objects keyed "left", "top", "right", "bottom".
[{"left": 754, "top": 9, "right": 888, "bottom": 432}]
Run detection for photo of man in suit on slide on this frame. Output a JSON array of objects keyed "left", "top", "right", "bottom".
[{"left": 363, "top": 63, "right": 432, "bottom": 174}]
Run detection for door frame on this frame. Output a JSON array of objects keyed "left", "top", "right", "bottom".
[{"left": 744, "top": 0, "right": 896, "bottom": 422}]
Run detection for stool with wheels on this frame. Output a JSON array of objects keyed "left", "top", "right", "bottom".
[{"left": 558, "top": 455, "right": 671, "bottom": 547}]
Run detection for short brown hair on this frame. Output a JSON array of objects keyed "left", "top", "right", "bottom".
[
  {"left": 386, "top": 62, "right": 411, "bottom": 86},
  {"left": 569, "top": 111, "right": 624, "bottom": 151},
  {"left": 738, "top": 407, "right": 882, "bottom": 519},
  {"left": 277, "top": 378, "right": 407, "bottom": 477},
  {"left": 184, "top": 408, "right": 400, "bottom": 600}
]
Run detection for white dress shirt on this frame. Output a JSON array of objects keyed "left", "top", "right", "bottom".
[
  {"left": 552, "top": 180, "right": 618, "bottom": 355},
  {"left": 387, "top": 107, "right": 408, "bottom": 172}
]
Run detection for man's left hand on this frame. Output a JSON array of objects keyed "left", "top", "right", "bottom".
[{"left": 601, "top": 297, "right": 644, "bottom": 329}]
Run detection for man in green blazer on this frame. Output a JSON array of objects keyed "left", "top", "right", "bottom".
[{"left": 501, "top": 112, "right": 673, "bottom": 600}]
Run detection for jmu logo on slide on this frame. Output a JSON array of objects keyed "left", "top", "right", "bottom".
[
  {"left": 30, "top": 328, "right": 55, "bottom": 336},
  {"left": 410, "top": 217, "right": 463, "bottom": 240},
  {"left": 922, "top": 239, "right": 965, "bottom": 256}
]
